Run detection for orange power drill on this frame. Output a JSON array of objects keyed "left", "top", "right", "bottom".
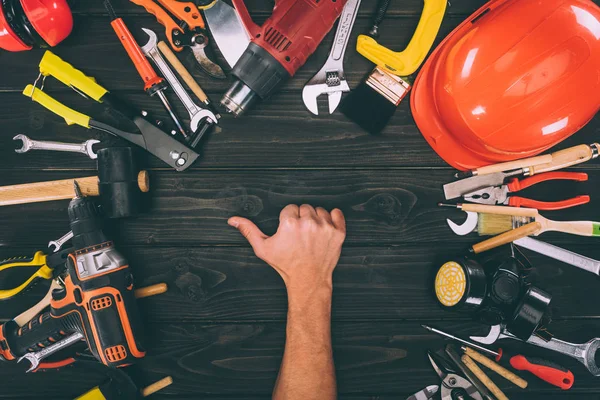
[{"left": 0, "top": 183, "right": 145, "bottom": 371}]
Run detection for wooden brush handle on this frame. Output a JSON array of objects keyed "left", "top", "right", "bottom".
[
  {"left": 158, "top": 41, "right": 208, "bottom": 103},
  {"left": 0, "top": 172, "right": 149, "bottom": 206},
  {"left": 531, "top": 144, "right": 598, "bottom": 175},
  {"left": 473, "top": 222, "right": 542, "bottom": 253},
  {"left": 462, "top": 354, "right": 509, "bottom": 400},
  {"left": 475, "top": 154, "right": 553, "bottom": 176},
  {"left": 461, "top": 203, "right": 539, "bottom": 217},
  {"left": 544, "top": 220, "right": 600, "bottom": 237},
  {"left": 464, "top": 347, "right": 528, "bottom": 389}
]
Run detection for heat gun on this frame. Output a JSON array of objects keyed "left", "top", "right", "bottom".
[
  {"left": 0, "top": 183, "right": 145, "bottom": 370},
  {"left": 221, "top": 0, "right": 348, "bottom": 116}
]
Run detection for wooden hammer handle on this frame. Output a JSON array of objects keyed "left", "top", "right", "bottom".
[
  {"left": 472, "top": 222, "right": 542, "bottom": 254},
  {"left": 141, "top": 376, "right": 173, "bottom": 397},
  {"left": 0, "top": 171, "right": 149, "bottom": 206},
  {"left": 158, "top": 41, "right": 209, "bottom": 103}
]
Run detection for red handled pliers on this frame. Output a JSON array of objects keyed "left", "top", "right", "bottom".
[{"left": 463, "top": 172, "right": 590, "bottom": 210}]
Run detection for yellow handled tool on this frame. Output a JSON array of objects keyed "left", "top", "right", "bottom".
[{"left": 357, "top": 0, "right": 447, "bottom": 76}]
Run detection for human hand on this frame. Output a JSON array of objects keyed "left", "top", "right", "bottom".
[{"left": 228, "top": 204, "right": 346, "bottom": 301}]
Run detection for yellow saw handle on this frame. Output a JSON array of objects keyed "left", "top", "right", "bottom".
[
  {"left": 38, "top": 51, "right": 108, "bottom": 102},
  {"left": 357, "top": 0, "right": 447, "bottom": 76},
  {"left": 23, "top": 85, "right": 92, "bottom": 128}
]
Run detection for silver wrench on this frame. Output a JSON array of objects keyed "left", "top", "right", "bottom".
[
  {"left": 18, "top": 331, "right": 84, "bottom": 373},
  {"left": 471, "top": 325, "right": 600, "bottom": 376},
  {"left": 302, "top": 0, "right": 361, "bottom": 115},
  {"left": 14, "top": 135, "right": 99, "bottom": 159},
  {"left": 141, "top": 28, "right": 217, "bottom": 134},
  {"left": 48, "top": 231, "right": 74, "bottom": 253}
]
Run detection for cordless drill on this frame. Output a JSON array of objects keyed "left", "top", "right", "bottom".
[
  {"left": 221, "top": 0, "right": 348, "bottom": 116},
  {"left": 0, "top": 182, "right": 145, "bottom": 368}
]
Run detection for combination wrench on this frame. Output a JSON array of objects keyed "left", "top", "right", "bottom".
[
  {"left": 471, "top": 325, "right": 600, "bottom": 376},
  {"left": 14, "top": 135, "right": 99, "bottom": 159},
  {"left": 302, "top": 0, "right": 361, "bottom": 115},
  {"left": 48, "top": 231, "right": 74, "bottom": 252},
  {"left": 141, "top": 28, "right": 217, "bottom": 136},
  {"left": 18, "top": 332, "right": 84, "bottom": 373}
]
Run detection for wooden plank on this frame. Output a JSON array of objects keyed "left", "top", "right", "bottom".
[
  {"left": 1, "top": 243, "right": 599, "bottom": 323},
  {"left": 0, "top": 320, "right": 597, "bottom": 398},
  {"left": 1, "top": 169, "right": 599, "bottom": 246}
]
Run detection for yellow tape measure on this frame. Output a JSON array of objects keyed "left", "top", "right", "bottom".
[{"left": 435, "top": 261, "right": 467, "bottom": 307}]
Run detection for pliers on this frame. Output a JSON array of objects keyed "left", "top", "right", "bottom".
[
  {"left": 24, "top": 51, "right": 199, "bottom": 171},
  {"left": 463, "top": 172, "right": 590, "bottom": 210},
  {"left": 129, "top": 0, "right": 226, "bottom": 79},
  {"left": 428, "top": 352, "right": 482, "bottom": 400},
  {"left": 0, "top": 248, "right": 72, "bottom": 301}
]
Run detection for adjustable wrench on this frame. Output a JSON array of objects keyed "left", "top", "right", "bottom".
[
  {"left": 302, "top": 0, "right": 361, "bottom": 115},
  {"left": 471, "top": 325, "right": 600, "bottom": 376},
  {"left": 48, "top": 231, "right": 74, "bottom": 253},
  {"left": 14, "top": 135, "right": 100, "bottom": 159},
  {"left": 141, "top": 28, "right": 217, "bottom": 135},
  {"left": 18, "top": 331, "right": 84, "bottom": 373}
]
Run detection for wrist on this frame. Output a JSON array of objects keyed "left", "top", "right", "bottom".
[{"left": 287, "top": 284, "right": 333, "bottom": 316}]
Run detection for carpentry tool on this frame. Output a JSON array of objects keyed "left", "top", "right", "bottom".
[
  {"left": 157, "top": 41, "right": 221, "bottom": 119},
  {"left": 461, "top": 354, "right": 508, "bottom": 400},
  {"left": 0, "top": 183, "right": 146, "bottom": 368},
  {"left": 367, "top": 0, "right": 390, "bottom": 38},
  {"left": 141, "top": 28, "right": 218, "bottom": 146},
  {"left": 48, "top": 231, "right": 74, "bottom": 253},
  {"left": 13, "top": 280, "right": 62, "bottom": 327},
  {"left": 444, "top": 345, "right": 494, "bottom": 400},
  {"left": 0, "top": 249, "right": 71, "bottom": 301},
  {"left": 0, "top": 147, "right": 149, "bottom": 218},
  {"left": 428, "top": 352, "right": 483, "bottom": 400},
  {"left": 221, "top": 0, "right": 348, "bottom": 116},
  {"left": 202, "top": 0, "right": 250, "bottom": 68},
  {"left": 18, "top": 331, "right": 84, "bottom": 373},
  {"left": 24, "top": 51, "right": 199, "bottom": 171},
  {"left": 443, "top": 143, "right": 600, "bottom": 200},
  {"left": 356, "top": 0, "right": 446, "bottom": 76},
  {"left": 509, "top": 354, "right": 574, "bottom": 390},
  {"left": 471, "top": 325, "right": 600, "bottom": 376},
  {"left": 461, "top": 347, "right": 528, "bottom": 389},
  {"left": 129, "top": 0, "right": 225, "bottom": 79},
  {"left": 422, "top": 325, "right": 499, "bottom": 359},
  {"left": 77, "top": 369, "right": 173, "bottom": 399},
  {"left": 0, "top": 0, "right": 72, "bottom": 51},
  {"left": 104, "top": 0, "right": 186, "bottom": 138},
  {"left": 462, "top": 172, "right": 590, "bottom": 210},
  {"left": 302, "top": 0, "right": 361, "bottom": 115},
  {"left": 440, "top": 203, "right": 600, "bottom": 254},
  {"left": 406, "top": 385, "right": 439, "bottom": 400},
  {"left": 13, "top": 135, "right": 100, "bottom": 160}
]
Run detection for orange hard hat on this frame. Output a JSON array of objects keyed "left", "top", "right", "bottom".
[{"left": 411, "top": 0, "right": 600, "bottom": 171}]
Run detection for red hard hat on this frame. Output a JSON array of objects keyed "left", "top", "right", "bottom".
[
  {"left": 411, "top": 0, "right": 600, "bottom": 171},
  {"left": 0, "top": 0, "right": 73, "bottom": 52}
]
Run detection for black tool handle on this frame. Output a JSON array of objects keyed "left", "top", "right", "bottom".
[{"left": 369, "top": 0, "right": 392, "bottom": 37}]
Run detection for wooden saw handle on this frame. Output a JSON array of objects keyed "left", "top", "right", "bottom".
[{"left": 0, "top": 171, "right": 149, "bottom": 206}]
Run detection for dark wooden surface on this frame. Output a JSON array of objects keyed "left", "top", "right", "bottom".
[{"left": 1, "top": 0, "right": 600, "bottom": 398}]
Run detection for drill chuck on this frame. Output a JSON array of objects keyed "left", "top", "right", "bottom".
[{"left": 69, "top": 182, "right": 108, "bottom": 251}]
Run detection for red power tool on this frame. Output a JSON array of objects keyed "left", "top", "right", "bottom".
[
  {"left": 0, "top": 183, "right": 145, "bottom": 371},
  {"left": 221, "top": 0, "right": 348, "bottom": 116}
]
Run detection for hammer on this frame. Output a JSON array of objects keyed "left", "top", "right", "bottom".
[{"left": 0, "top": 147, "right": 149, "bottom": 218}]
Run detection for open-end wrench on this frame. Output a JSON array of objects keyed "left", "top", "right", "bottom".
[
  {"left": 141, "top": 28, "right": 217, "bottom": 135},
  {"left": 18, "top": 331, "right": 84, "bottom": 373},
  {"left": 14, "top": 135, "right": 100, "bottom": 160},
  {"left": 48, "top": 231, "right": 74, "bottom": 253},
  {"left": 302, "top": 0, "right": 361, "bottom": 115},
  {"left": 471, "top": 325, "right": 600, "bottom": 376}
]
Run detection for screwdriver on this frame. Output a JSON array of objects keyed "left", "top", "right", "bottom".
[{"left": 103, "top": 0, "right": 188, "bottom": 138}]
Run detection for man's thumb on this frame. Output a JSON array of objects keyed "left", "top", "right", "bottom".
[{"left": 228, "top": 217, "right": 268, "bottom": 249}]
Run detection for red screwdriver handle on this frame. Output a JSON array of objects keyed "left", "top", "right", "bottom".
[
  {"left": 510, "top": 355, "right": 574, "bottom": 390},
  {"left": 111, "top": 18, "right": 164, "bottom": 92}
]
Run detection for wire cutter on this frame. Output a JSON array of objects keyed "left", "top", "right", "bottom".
[
  {"left": 0, "top": 248, "right": 72, "bottom": 301},
  {"left": 428, "top": 352, "right": 482, "bottom": 400},
  {"left": 23, "top": 51, "right": 199, "bottom": 171},
  {"left": 462, "top": 172, "right": 590, "bottom": 210},
  {"left": 129, "top": 0, "right": 226, "bottom": 79},
  {"left": 406, "top": 385, "right": 439, "bottom": 400}
]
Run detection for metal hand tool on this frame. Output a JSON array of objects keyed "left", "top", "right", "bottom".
[
  {"left": 406, "top": 385, "right": 439, "bottom": 400},
  {"left": 422, "top": 325, "right": 499, "bottom": 358},
  {"left": 129, "top": 0, "right": 226, "bottom": 79},
  {"left": 445, "top": 345, "right": 493, "bottom": 400},
  {"left": 141, "top": 28, "right": 218, "bottom": 137},
  {"left": 302, "top": 0, "right": 361, "bottom": 115},
  {"left": 48, "top": 231, "right": 74, "bottom": 252},
  {"left": 463, "top": 172, "right": 590, "bottom": 210},
  {"left": 14, "top": 135, "right": 99, "bottom": 159},
  {"left": 428, "top": 352, "right": 483, "bottom": 400},
  {"left": 202, "top": 0, "right": 250, "bottom": 68},
  {"left": 471, "top": 325, "right": 600, "bottom": 376},
  {"left": 18, "top": 332, "right": 84, "bottom": 372}
]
